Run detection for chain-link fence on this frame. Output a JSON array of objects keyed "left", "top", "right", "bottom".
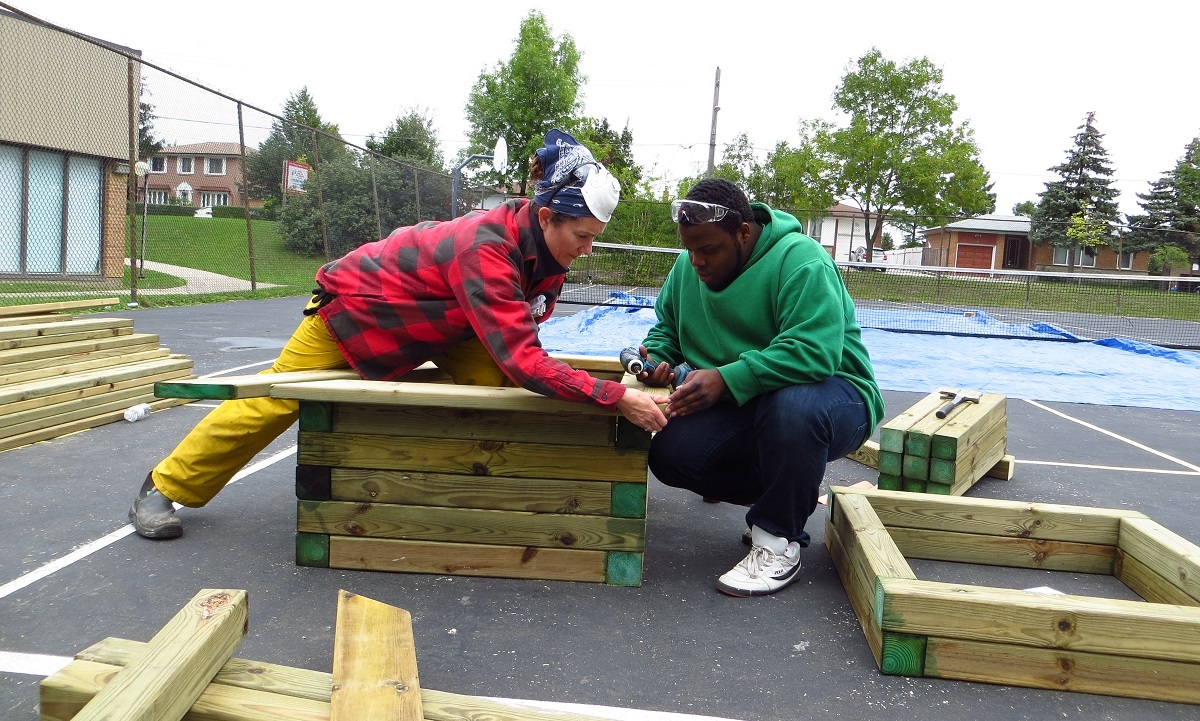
[{"left": 1, "top": 6, "right": 490, "bottom": 308}]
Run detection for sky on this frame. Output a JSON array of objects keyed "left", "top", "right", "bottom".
[{"left": 18, "top": 0, "right": 1200, "bottom": 218}]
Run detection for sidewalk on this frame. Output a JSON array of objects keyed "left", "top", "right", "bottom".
[{"left": 127, "top": 259, "right": 280, "bottom": 295}]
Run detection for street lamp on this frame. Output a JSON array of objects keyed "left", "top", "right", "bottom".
[
  {"left": 133, "top": 160, "right": 151, "bottom": 279},
  {"left": 451, "top": 137, "right": 507, "bottom": 219}
]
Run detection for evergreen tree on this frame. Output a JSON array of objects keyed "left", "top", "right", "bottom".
[
  {"left": 1031, "top": 112, "right": 1120, "bottom": 271},
  {"left": 572, "top": 117, "right": 645, "bottom": 197},
  {"left": 366, "top": 108, "right": 444, "bottom": 170},
  {"left": 246, "top": 87, "right": 346, "bottom": 208},
  {"left": 1125, "top": 136, "right": 1200, "bottom": 266}
]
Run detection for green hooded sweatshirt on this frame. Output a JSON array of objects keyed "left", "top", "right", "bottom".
[{"left": 642, "top": 203, "right": 884, "bottom": 429}]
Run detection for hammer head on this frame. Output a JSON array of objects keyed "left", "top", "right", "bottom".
[{"left": 940, "top": 389, "right": 982, "bottom": 403}]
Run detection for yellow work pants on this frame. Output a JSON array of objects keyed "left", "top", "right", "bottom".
[{"left": 153, "top": 308, "right": 507, "bottom": 507}]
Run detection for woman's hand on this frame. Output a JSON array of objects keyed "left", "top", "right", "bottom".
[{"left": 615, "top": 387, "right": 669, "bottom": 432}]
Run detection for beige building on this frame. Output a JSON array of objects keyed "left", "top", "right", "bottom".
[
  {"left": 144, "top": 142, "right": 257, "bottom": 208},
  {"left": 1, "top": 9, "right": 137, "bottom": 280}
]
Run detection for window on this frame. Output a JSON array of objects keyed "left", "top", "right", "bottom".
[
  {"left": 1118, "top": 251, "right": 1135, "bottom": 270},
  {"left": 1052, "top": 246, "right": 1097, "bottom": 268},
  {"left": 178, "top": 157, "right": 194, "bottom": 174},
  {"left": 808, "top": 218, "right": 823, "bottom": 240},
  {"left": 150, "top": 156, "right": 166, "bottom": 173},
  {"left": 204, "top": 157, "right": 226, "bottom": 175},
  {"left": 175, "top": 183, "right": 192, "bottom": 203},
  {"left": 0, "top": 142, "right": 102, "bottom": 276},
  {"left": 200, "top": 192, "right": 230, "bottom": 207},
  {"left": 146, "top": 189, "right": 170, "bottom": 205}
]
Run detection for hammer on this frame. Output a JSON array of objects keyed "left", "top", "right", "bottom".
[{"left": 936, "top": 390, "right": 981, "bottom": 419}]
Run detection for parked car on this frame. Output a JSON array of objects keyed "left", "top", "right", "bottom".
[{"left": 852, "top": 246, "right": 888, "bottom": 270}]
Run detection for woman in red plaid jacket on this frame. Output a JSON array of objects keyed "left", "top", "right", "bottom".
[{"left": 129, "top": 130, "right": 668, "bottom": 539}]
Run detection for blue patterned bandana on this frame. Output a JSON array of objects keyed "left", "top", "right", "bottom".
[{"left": 533, "top": 130, "right": 600, "bottom": 218}]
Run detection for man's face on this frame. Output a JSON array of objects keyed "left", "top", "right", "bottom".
[{"left": 679, "top": 222, "right": 744, "bottom": 291}]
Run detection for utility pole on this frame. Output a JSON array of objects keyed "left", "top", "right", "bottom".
[{"left": 706, "top": 67, "right": 721, "bottom": 178}]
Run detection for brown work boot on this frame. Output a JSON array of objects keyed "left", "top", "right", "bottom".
[{"left": 128, "top": 473, "right": 182, "bottom": 539}]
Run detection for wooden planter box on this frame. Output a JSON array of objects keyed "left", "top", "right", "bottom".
[
  {"left": 825, "top": 486, "right": 1200, "bottom": 704},
  {"left": 273, "top": 362, "right": 652, "bottom": 587}
]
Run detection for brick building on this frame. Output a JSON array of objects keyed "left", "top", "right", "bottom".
[
  {"left": 142, "top": 142, "right": 257, "bottom": 208},
  {"left": 923, "top": 215, "right": 1148, "bottom": 273}
]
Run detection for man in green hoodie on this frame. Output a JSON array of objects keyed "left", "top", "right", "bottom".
[{"left": 634, "top": 178, "right": 884, "bottom": 597}]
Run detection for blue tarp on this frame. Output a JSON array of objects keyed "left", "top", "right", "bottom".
[{"left": 538, "top": 298, "right": 1200, "bottom": 412}]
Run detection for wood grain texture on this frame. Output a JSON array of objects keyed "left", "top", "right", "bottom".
[
  {"left": 1115, "top": 549, "right": 1200, "bottom": 606},
  {"left": 885, "top": 525, "right": 1117, "bottom": 574},
  {"left": 0, "top": 397, "right": 186, "bottom": 453},
  {"left": 1118, "top": 516, "right": 1200, "bottom": 604},
  {"left": 298, "top": 500, "right": 646, "bottom": 551},
  {"left": 0, "top": 332, "right": 159, "bottom": 366},
  {"left": 878, "top": 391, "right": 947, "bottom": 453},
  {"left": 927, "top": 422, "right": 1006, "bottom": 487},
  {"left": 274, "top": 379, "right": 618, "bottom": 416},
  {"left": 0, "top": 356, "right": 191, "bottom": 405},
  {"left": 0, "top": 316, "right": 131, "bottom": 341},
  {"left": 0, "top": 325, "right": 132, "bottom": 351},
  {"left": 328, "top": 536, "right": 609, "bottom": 582},
  {"left": 331, "top": 590, "right": 422, "bottom": 721},
  {"left": 155, "top": 370, "right": 360, "bottom": 400},
  {"left": 70, "top": 589, "right": 247, "bottom": 721},
  {"left": 824, "top": 513, "right": 883, "bottom": 664},
  {"left": 928, "top": 393, "right": 1006, "bottom": 461},
  {"left": 0, "top": 347, "right": 170, "bottom": 386},
  {"left": 332, "top": 402, "right": 616, "bottom": 447},
  {"left": 0, "top": 297, "right": 118, "bottom": 316},
  {"left": 845, "top": 439, "right": 879, "bottom": 468}
]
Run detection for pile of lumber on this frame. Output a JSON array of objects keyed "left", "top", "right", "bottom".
[
  {"left": 874, "top": 388, "right": 1011, "bottom": 495},
  {"left": 0, "top": 298, "right": 193, "bottom": 453},
  {"left": 42, "top": 587, "right": 623, "bottom": 721},
  {"left": 824, "top": 485, "right": 1200, "bottom": 704}
]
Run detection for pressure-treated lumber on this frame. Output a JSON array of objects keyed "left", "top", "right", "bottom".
[
  {"left": 0, "top": 333, "right": 161, "bottom": 368},
  {"left": 1115, "top": 549, "right": 1200, "bottom": 606},
  {"left": 0, "top": 297, "right": 119, "bottom": 316},
  {"left": 1117, "top": 516, "right": 1200, "bottom": 604},
  {"left": 885, "top": 526, "right": 1117, "bottom": 573},
  {"left": 0, "top": 356, "right": 193, "bottom": 406},
  {"left": 847, "top": 439, "right": 1015, "bottom": 482},
  {"left": 0, "top": 347, "right": 171, "bottom": 386},
  {"left": 878, "top": 391, "right": 949, "bottom": 453},
  {"left": 0, "top": 316, "right": 132, "bottom": 341},
  {"left": 928, "top": 393, "right": 1007, "bottom": 460},
  {"left": 328, "top": 402, "right": 618, "bottom": 447},
  {"left": 331, "top": 590, "right": 422, "bottom": 721},
  {"left": 824, "top": 512, "right": 884, "bottom": 663},
  {"left": 156, "top": 370, "right": 361, "bottom": 400},
  {"left": 69, "top": 589, "right": 247, "bottom": 721},
  {"left": 0, "top": 374, "right": 189, "bottom": 439},
  {"left": 274, "top": 379, "right": 619, "bottom": 416},
  {"left": 0, "top": 397, "right": 184, "bottom": 453}
]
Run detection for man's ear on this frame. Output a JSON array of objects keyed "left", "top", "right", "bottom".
[{"left": 736, "top": 222, "right": 753, "bottom": 243}]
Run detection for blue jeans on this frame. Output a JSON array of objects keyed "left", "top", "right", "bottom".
[{"left": 648, "top": 376, "right": 870, "bottom": 547}]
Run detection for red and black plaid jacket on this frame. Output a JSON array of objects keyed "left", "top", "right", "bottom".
[{"left": 315, "top": 198, "right": 626, "bottom": 409}]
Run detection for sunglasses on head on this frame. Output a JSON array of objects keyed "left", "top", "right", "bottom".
[{"left": 670, "top": 199, "right": 737, "bottom": 224}]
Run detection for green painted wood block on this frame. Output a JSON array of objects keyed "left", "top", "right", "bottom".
[
  {"left": 614, "top": 417, "right": 652, "bottom": 450},
  {"left": 929, "top": 457, "right": 956, "bottom": 485},
  {"left": 605, "top": 551, "right": 643, "bottom": 587},
  {"left": 902, "top": 454, "right": 929, "bottom": 481},
  {"left": 878, "top": 451, "right": 903, "bottom": 477},
  {"left": 154, "top": 381, "right": 236, "bottom": 400},
  {"left": 904, "top": 433, "right": 932, "bottom": 458},
  {"left": 611, "top": 482, "right": 647, "bottom": 519},
  {"left": 881, "top": 632, "right": 928, "bottom": 676},
  {"left": 295, "top": 465, "right": 331, "bottom": 501},
  {"left": 902, "top": 478, "right": 927, "bottom": 494},
  {"left": 926, "top": 481, "right": 953, "bottom": 495},
  {"left": 296, "top": 532, "right": 330, "bottom": 567},
  {"left": 298, "top": 401, "right": 333, "bottom": 432},
  {"left": 879, "top": 427, "right": 905, "bottom": 454},
  {"left": 877, "top": 473, "right": 903, "bottom": 491}
]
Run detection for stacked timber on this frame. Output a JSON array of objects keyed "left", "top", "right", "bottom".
[
  {"left": 875, "top": 388, "right": 1010, "bottom": 495},
  {"left": 0, "top": 298, "right": 194, "bottom": 453},
  {"left": 42, "top": 588, "right": 624, "bottom": 721},
  {"left": 825, "top": 486, "right": 1200, "bottom": 704}
]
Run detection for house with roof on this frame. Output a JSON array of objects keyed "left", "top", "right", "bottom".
[
  {"left": 144, "top": 142, "right": 257, "bottom": 208},
  {"left": 804, "top": 203, "right": 884, "bottom": 262},
  {"left": 922, "top": 214, "right": 1148, "bottom": 273},
  {"left": 1, "top": 9, "right": 137, "bottom": 280}
]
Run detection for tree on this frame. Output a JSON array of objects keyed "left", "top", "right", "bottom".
[
  {"left": 750, "top": 130, "right": 836, "bottom": 225},
  {"left": 138, "top": 90, "right": 164, "bottom": 160},
  {"left": 366, "top": 108, "right": 444, "bottom": 170},
  {"left": 464, "top": 11, "right": 584, "bottom": 196},
  {"left": 794, "top": 49, "right": 994, "bottom": 261},
  {"left": 1125, "top": 136, "right": 1200, "bottom": 266},
  {"left": 1013, "top": 200, "right": 1037, "bottom": 217},
  {"left": 572, "top": 117, "right": 645, "bottom": 197},
  {"left": 246, "top": 87, "right": 347, "bottom": 208},
  {"left": 1031, "top": 112, "right": 1120, "bottom": 271}
]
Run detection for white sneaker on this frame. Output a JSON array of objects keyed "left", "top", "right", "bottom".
[{"left": 716, "top": 543, "right": 802, "bottom": 597}]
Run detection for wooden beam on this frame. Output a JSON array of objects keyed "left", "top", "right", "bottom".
[
  {"left": 0, "top": 297, "right": 120, "bottom": 316},
  {"left": 274, "top": 379, "right": 618, "bottom": 416},
  {"left": 0, "top": 371, "right": 191, "bottom": 438},
  {"left": 331, "top": 402, "right": 617, "bottom": 448},
  {"left": 0, "top": 397, "right": 186, "bottom": 453},
  {"left": 0, "top": 356, "right": 193, "bottom": 407},
  {"left": 877, "top": 391, "right": 946, "bottom": 454},
  {"left": 845, "top": 439, "right": 879, "bottom": 468},
  {"left": 155, "top": 370, "right": 361, "bottom": 400},
  {"left": 0, "top": 332, "right": 159, "bottom": 366},
  {"left": 0, "top": 316, "right": 132, "bottom": 342},
  {"left": 1115, "top": 548, "right": 1200, "bottom": 607},
  {"left": 929, "top": 393, "right": 1006, "bottom": 461},
  {"left": 1118, "top": 516, "right": 1200, "bottom": 604},
  {"left": 331, "top": 590, "right": 422, "bottom": 721},
  {"left": 70, "top": 589, "right": 247, "bottom": 721},
  {"left": 0, "top": 348, "right": 171, "bottom": 386},
  {"left": 0, "top": 325, "right": 132, "bottom": 351},
  {"left": 328, "top": 536, "right": 610, "bottom": 583},
  {"left": 884, "top": 525, "right": 1117, "bottom": 574},
  {"left": 824, "top": 513, "right": 883, "bottom": 664}
]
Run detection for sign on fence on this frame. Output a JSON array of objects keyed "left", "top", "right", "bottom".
[{"left": 283, "top": 160, "right": 310, "bottom": 194}]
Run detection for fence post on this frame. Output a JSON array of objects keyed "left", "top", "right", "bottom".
[
  {"left": 1024, "top": 274, "right": 1032, "bottom": 307},
  {"left": 237, "top": 103, "right": 257, "bottom": 291},
  {"left": 413, "top": 167, "right": 421, "bottom": 223},
  {"left": 311, "top": 129, "right": 331, "bottom": 261},
  {"left": 126, "top": 58, "right": 139, "bottom": 304},
  {"left": 369, "top": 156, "right": 383, "bottom": 241}
]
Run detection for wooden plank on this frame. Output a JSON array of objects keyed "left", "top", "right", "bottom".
[
  {"left": 298, "top": 431, "right": 648, "bottom": 482},
  {"left": 929, "top": 393, "right": 1006, "bottom": 461},
  {"left": 886, "top": 526, "right": 1117, "bottom": 574},
  {"left": 0, "top": 332, "right": 159, "bottom": 366},
  {"left": 274, "top": 379, "right": 619, "bottom": 416},
  {"left": 155, "top": 370, "right": 361, "bottom": 400},
  {"left": 831, "top": 486, "right": 1146, "bottom": 544},
  {"left": 984, "top": 454, "right": 1017, "bottom": 481},
  {"left": 0, "top": 316, "right": 132, "bottom": 341},
  {"left": 70, "top": 589, "right": 247, "bottom": 721},
  {"left": 0, "top": 313, "right": 76, "bottom": 328},
  {"left": 0, "top": 355, "right": 191, "bottom": 405},
  {"left": 902, "top": 404, "right": 952, "bottom": 458},
  {"left": 877, "top": 474, "right": 903, "bottom": 491},
  {"left": 547, "top": 352, "right": 625, "bottom": 374},
  {"left": 901, "top": 478, "right": 926, "bottom": 494},
  {"left": 0, "top": 388, "right": 169, "bottom": 441},
  {"left": 901, "top": 453, "right": 929, "bottom": 481},
  {"left": 0, "top": 325, "right": 132, "bottom": 351},
  {"left": 333, "top": 402, "right": 617, "bottom": 448},
  {"left": 0, "top": 369, "right": 192, "bottom": 435},
  {"left": 298, "top": 500, "right": 646, "bottom": 551},
  {"left": 0, "top": 397, "right": 186, "bottom": 454},
  {"left": 1115, "top": 548, "right": 1200, "bottom": 606},
  {"left": 0, "top": 297, "right": 119, "bottom": 316},
  {"left": 845, "top": 439, "right": 879, "bottom": 468},
  {"left": 330, "top": 468, "right": 621, "bottom": 515},
  {"left": 54, "top": 638, "right": 626, "bottom": 721},
  {"left": 923, "top": 636, "right": 1200, "bottom": 705},
  {"left": 1118, "top": 516, "right": 1200, "bottom": 604},
  {"left": 0, "top": 337, "right": 162, "bottom": 375},
  {"left": 0, "top": 348, "right": 171, "bottom": 386},
  {"left": 831, "top": 490, "right": 916, "bottom": 584},
  {"left": 331, "top": 590, "right": 422, "bottom": 721},
  {"left": 879, "top": 576, "right": 1200, "bottom": 663},
  {"left": 877, "top": 450, "right": 902, "bottom": 477},
  {"left": 927, "top": 422, "right": 1006, "bottom": 489},
  {"left": 878, "top": 391, "right": 945, "bottom": 454},
  {"left": 329, "top": 536, "right": 608, "bottom": 583},
  {"left": 824, "top": 513, "right": 883, "bottom": 664}
]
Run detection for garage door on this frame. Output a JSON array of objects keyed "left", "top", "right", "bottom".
[{"left": 956, "top": 244, "right": 993, "bottom": 269}]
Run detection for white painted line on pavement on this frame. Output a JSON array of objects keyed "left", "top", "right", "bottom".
[
  {"left": 1016, "top": 459, "right": 1200, "bottom": 475},
  {"left": 0, "top": 651, "right": 72, "bottom": 677},
  {"left": 1023, "top": 399, "right": 1200, "bottom": 473},
  {"left": 199, "top": 359, "right": 273, "bottom": 378}
]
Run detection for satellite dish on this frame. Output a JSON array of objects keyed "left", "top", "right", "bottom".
[{"left": 492, "top": 137, "right": 508, "bottom": 174}]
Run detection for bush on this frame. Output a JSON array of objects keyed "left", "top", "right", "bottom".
[{"left": 211, "top": 205, "right": 274, "bottom": 221}]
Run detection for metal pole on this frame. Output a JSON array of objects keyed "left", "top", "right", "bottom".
[
  {"left": 139, "top": 172, "right": 148, "bottom": 278},
  {"left": 237, "top": 103, "right": 257, "bottom": 291},
  {"left": 451, "top": 154, "right": 493, "bottom": 219},
  {"left": 706, "top": 67, "right": 721, "bottom": 178}
]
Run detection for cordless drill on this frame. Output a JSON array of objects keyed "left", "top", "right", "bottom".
[{"left": 619, "top": 347, "right": 693, "bottom": 387}]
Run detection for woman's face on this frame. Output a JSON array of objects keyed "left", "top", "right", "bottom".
[{"left": 538, "top": 206, "right": 606, "bottom": 268}]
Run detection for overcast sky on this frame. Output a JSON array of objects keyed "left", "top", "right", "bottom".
[{"left": 23, "top": 0, "right": 1200, "bottom": 218}]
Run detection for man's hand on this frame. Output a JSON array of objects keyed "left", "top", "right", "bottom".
[
  {"left": 665, "top": 368, "right": 726, "bottom": 417},
  {"left": 634, "top": 345, "right": 674, "bottom": 387},
  {"left": 615, "top": 387, "right": 669, "bottom": 432}
]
